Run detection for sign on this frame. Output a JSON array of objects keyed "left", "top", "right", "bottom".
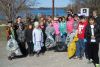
[{"left": 80, "top": 8, "right": 89, "bottom": 16}]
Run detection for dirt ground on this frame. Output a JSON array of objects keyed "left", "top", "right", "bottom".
[{"left": 0, "top": 41, "right": 97, "bottom": 67}]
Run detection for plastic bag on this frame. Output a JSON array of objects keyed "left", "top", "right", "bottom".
[
  {"left": 6, "top": 36, "right": 22, "bottom": 55},
  {"left": 68, "top": 41, "right": 76, "bottom": 59}
]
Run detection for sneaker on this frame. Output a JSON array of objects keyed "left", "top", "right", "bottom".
[
  {"left": 36, "top": 54, "right": 39, "bottom": 57},
  {"left": 87, "top": 59, "right": 92, "bottom": 64},
  {"left": 96, "top": 64, "right": 100, "bottom": 67},
  {"left": 73, "top": 56, "right": 78, "bottom": 59},
  {"left": 8, "top": 56, "right": 12, "bottom": 60}
]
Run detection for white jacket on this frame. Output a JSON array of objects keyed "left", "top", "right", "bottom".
[{"left": 32, "top": 28, "right": 43, "bottom": 43}]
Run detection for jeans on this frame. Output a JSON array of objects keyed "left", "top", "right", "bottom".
[
  {"left": 61, "top": 34, "right": 67, "bottom": 43},
  {"left": 76, "top": 39, "right": 85, "bottom": 58}
]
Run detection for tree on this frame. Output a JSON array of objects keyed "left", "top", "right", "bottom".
[
  {"left": 66, "top": 0, "right": 100, "bottom": 14},
  {"left": 0, "top": 0, "right": 36, "bottom": 21}
]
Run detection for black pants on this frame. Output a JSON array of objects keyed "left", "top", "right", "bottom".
[
  {"left": 88, "top": 42, "right": 99, "bottom": 64},
  {"left": 18, "top": 42, "right": 27, "bottom": 56},
  {"left": 27, "top": 42, "right": 33, "bottom": 55}
]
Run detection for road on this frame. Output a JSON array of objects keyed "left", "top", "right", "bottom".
[{"left": 0, "top": 41, "right": 96, "bottom": 67}]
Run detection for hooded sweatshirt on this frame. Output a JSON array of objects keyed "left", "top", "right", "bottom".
[
  {"left": 66, "top": 18, "right": 74, "bottom": 34},
  {"left": 53, "top": 21, "right": 60, "bottom": 35},
  {"left": 77, "top": 21, "right": 88, "bottom": 39}
]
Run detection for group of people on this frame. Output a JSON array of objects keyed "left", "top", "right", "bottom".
[{"left": 6, "top": 10, "right": 100, "bottom": 67}]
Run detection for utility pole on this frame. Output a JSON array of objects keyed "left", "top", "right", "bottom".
[{"left": 52, "top": 0, "right": 54, "bottom": 20}]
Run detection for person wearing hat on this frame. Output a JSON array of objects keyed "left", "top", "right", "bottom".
[{"left": 32, "top": 22, "right": 43, "bottom": 57}]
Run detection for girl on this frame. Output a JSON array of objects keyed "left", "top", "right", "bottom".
[
  {"left": 85, "top": 16, "right": 100, "bottom": 67},
  {"left": 25, "top": 24, "right": 33, "bottom": 56},
  {"left": 32, "top": 22, "right": 43, "bottom": 57},
  {"left": 16, "top": 24, "right": 27, "bottom": 57},
  {"left": 59, "top": 17, "right": 67, "bottom": 44},
  {"left": 45, "top": 21, "right": 55, "bottom": 49}
]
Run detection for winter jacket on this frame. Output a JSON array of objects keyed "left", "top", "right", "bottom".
[
  {"left": 85, "top": 23, "right": 100, "bottom": 43},
  {"left": 53, "top": 21, "right": 60, "bottom": 35},
  {"left": 66, "top": 18, "right": 74, "bottom": 34},
  {"left": 45, "top": 25, "right": 55, "bottom": 37},
  {"left": 94, "top": 16, "right": 100, "bottom": 25},
  {"left": 25, "top": 29, "right": 33, "bottom": 42},
  {"left": 73, "top": 20, "right": 79, "bottom": 32},
  {"left": 32, "top": 28, "right": 43, "bottom": 43},
  {"left": 59, "top": 21, "right": 67, "bottom": 35},
  {"left": 77, "top": 21, "right": 88, "bottom": 39},
  {"left": 16, "top": 29, "right": 26, "bottom": 42}
]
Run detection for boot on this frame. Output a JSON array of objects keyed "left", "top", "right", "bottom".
[{"left": 96, "top": 64, "right": 100, "bottom": 67}]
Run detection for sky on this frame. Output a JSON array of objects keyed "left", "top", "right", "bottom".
[{"left": 28, "top": 0, "right": 71, "bottom": 8}]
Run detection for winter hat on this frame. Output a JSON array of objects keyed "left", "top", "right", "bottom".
[{"left": 34, "top": 21, "right": 39, "bottom": 27}]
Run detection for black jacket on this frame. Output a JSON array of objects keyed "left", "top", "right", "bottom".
[
  {"left": 85, "top": 23, "right": 100, "bottom": 43},
  {"left": 25, "top": 29, "right": 33, "bottom": 42},
  {"left": 95, "top": 16, "right": 100, "bottom": 25}
]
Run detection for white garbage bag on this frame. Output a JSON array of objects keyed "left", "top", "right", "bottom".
[{"left": 6, "top": 37, "right": 22, "bottom": 56}]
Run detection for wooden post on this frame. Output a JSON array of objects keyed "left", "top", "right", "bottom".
[{"left": 52, "top": 0, "right": 54, "bottom": 20}]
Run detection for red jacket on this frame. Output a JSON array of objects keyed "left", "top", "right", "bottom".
[{"left": 77, "top": 21, "right": 88, "bottom": 39}]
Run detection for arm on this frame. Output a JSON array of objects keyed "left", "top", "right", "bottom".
[
  {"left": 85, "top": 25, "right": 91, "bottom": 40},
  {"left": 32, "top": 30, "right": 35, "bottom": 44}
]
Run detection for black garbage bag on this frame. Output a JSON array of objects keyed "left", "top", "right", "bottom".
[{"left": 54, "top": 42, "right": 67, "bottom": 52}]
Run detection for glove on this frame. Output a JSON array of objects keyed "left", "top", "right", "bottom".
[{"left": 84, "top": 39, "right": 87, "bottom": 43}]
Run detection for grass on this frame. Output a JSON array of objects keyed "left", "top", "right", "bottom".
[{"left": 0, "top": 26, "right": 7, "bottom": 41}]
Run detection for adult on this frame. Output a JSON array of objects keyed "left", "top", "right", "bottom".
[
  {"left": 93, "top": 10, "right": 100, "bottom": 25},
  {"left": 93, "top": 10, "right": 100, "bottom": 64}
]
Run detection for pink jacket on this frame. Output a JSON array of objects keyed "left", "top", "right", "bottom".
[
  {"left": 66, "top": 18, "right": 74, "bottom": 34},
  {"left": 53, "top": 21, "right": 60, "bottom": 35}
]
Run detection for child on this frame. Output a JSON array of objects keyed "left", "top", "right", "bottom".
[
  {"left": 45, "top": 21, "right": 55, "bottom": 49},
  {"left": 6, "top": 21, "right": 22, "bottom": 60},
  {"left": 52, "top": 17, "right": 61, "bottom": 43},
  {"left": 75, "top": 16, "right": 88, "bottom": 59},
  {"left": 59, "top": 17, "right": 67, "bottom": 44},
  {"left": 85, "top": 16, "right": 100, "bottom": 67},
  {"left": 25, "top": 24, "right": 33, "bottom": 56},
  {"left": 16, "top": 24, "right": 27, "bottom": 56},
  {"left": 32, "top": 22, "right": 43, "bottom": 57}
]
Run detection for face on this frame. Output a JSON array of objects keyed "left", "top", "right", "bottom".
[
  {"left": 81, "top": 19, "right": 85, "bottom": 23},
  {"left": 17, "top": 18, "right": 22, "bottom": 23},
  {"left": 29, "top": 25, "right": 32, "bottom": 29},
  {"left": 40, "top": 17, "right": 44, "bottom": 21},
  {"left": 62, "top": 17, "right": 65, "bottom": 21},
  {"left": 74, "top": 16, "right": 78, "bottom": 20},
  {"left": 68, "top": 16, "right": 72, "bottom": 20},
  {"left": 89, "top": 19, "right": 95, "bottom": 25},
  {"left": 93, "top": 11, "right": 97, "bottom": 17}
]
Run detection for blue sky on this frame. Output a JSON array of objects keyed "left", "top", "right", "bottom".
[{"left": 29, "top": 0, "right": 71, "bottom": 8}]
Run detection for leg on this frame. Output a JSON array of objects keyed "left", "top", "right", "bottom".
[
  {"left": 80, "top": 39, "right": 85, "bottom": 58},
  {"left": 76, "top": 40, "right": 81, "bottom": 58},
  {"left": 92, "top": 43, "right": 99, "bottom": 64}
]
